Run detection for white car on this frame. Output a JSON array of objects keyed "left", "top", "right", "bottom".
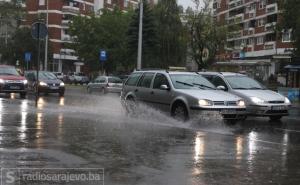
[{"left": 199, "top": 72, "right": 291, "bottom": 121}]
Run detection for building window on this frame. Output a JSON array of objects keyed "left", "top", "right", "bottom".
[
  {"left": 39, "top": 0, "right": 45, "bottom": 6},
  {"left": 282, "top": 30, "right": 292, "bottom": 42},
  {"left": 124, "top": 0, "right": 128, "bottom": 7},
  {"left": 107, "top": 0, "right": 111, "bottom": 4},
  {"left": 256, "top": 36, "right": 264, "bottom": 45},
  {"left": 259, "top": 0, "right": 266, "bottom": 9},
  {"left": 257, "top": 18, "right": 265, "bottom": 27}
]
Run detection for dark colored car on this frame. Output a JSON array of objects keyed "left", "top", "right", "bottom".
[
  {"left": 0, "top": 65, "right": 28, "bottom": 98},
  {"left": 25, "top": 71, "right": 65, "bottom": 97}
]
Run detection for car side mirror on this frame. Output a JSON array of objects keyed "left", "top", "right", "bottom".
[
  {"left": 160, "top": 85, "right": 170, "bottom": 90},
  {"left": 217, "top": 85, "right": 226, "bottom": 91}
]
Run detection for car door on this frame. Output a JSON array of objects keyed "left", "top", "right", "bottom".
[
  {"left": 94, "top": 77, "right": 106, "bottom": 92},
  {"left": 150, "top": 73, "right": 173, "bottom": 111},
  {"left": 135, "top": 72, "right": 155, "bottom": 103},
  {"left": 90, "top": 76, "right": 102, "bottom": 91}
]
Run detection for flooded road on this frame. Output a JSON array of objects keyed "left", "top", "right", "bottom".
[{"left": 1, "top": 87, "right": 300, "bottom": 185}]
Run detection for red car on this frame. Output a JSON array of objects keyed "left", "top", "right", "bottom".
[{"left": 0, "top": 65, "right": 28, "bottom": 98}]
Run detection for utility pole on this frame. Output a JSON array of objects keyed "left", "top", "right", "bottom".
[
  {"left": 137, "top": 0, "right": 143, "bottom": 70},
  {"left": 44, "top": 0, "right": 49, "bottom": 71}
]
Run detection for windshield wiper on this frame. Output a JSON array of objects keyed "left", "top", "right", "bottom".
[
  {"left": 248, "top": 87, "right": 263, "bottom": 90},
  {"left": 193, "top": 83, "right": 216, "bottom": 90},
  {"left": 175, "top": 81, "right": 193, "bottom": 87},
  {"left": 0, "top": 73, "right": 14, "bottom": 75},
  {"left": 233, "top": 87, "right": 248, "bottom": 90}
]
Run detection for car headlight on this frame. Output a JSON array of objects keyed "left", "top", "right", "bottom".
[
  {"left": 0, "top": 79, "right": 4, "bottom": 84},
  {"left": 39, "top": 81, "right": 48, "bottom": 86},
  {"left": 199, "top": 99, "right": 213, "bottom": 106},
  {"left": 250, "top": 97, "right": 265, "bottom": 104},
  {"left": 284, "top": 97, "right": 291, "bottom": 104},
  {"left": 237, "top": 100, "right": 245, "bottom": 107},
  {"left": 23, "top": 80, "right": 28, "bottom": 84},
  {"left": 60, "top": 82, "right": 65, "bottom": 86}
]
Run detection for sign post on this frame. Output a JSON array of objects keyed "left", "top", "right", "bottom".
[
  {"left": 31, "top": 22, "right": 48, "bottom": 107},
  {"left": 99, "top": 50, "right": 107, "bottom": 75},
  {"left": 25, "top": 52, "right": 31, "bottom": 70}
]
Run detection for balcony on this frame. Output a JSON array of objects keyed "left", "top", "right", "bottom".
[
  {"left": 62, "top": 20, "right": 73, "bottom": 26},
  {"left": 61, "top": 35, "right": 74, "bottom": 43},
  {"left": 266, "top": 3, "right": 277, "bottom": 14},
  {"left": 264, "top": 41, "right": 275, "bottom": 50},
  {"left": 62, "top": 5, "right": 80, "bottom": 14}
]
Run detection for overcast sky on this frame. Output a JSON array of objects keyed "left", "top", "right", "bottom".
[{"left": 178, "top": 0, "right": 196, "bottom": 9}]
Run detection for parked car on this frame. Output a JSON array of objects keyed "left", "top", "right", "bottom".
[
  {"left": 67, "top": 72, "right": 89, "bottom": 85},
  {"left": 25, "top": 71, "right": 65, "bottom": 97},
  {"left": 121, "top": 70, "right": 247, "bottom": 122},
  {"left": 87, "top": 76, "right": 123, "bottom": 94},
  {"left": 199, "top": 72, "right": 291, "bottom": 121},
  {"left": 0, "top": 65, "right": 28, "bottom": 98},
  {"left": 53, "top": 72, "right": 65, "bottom": 81}
]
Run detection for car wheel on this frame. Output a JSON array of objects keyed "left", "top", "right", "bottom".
[
  {"left": 20, "top": 92, "right": 27, "bottom": 99},
  {"left": 101, "top": 88, "right": 106, "bottom": 95},
  {"left": 87, "top": 87, "right": 92, "bottom": 94},
  {"left": 269, "top": 116, "right": 282, "bottom": 121},
  {"left": 171, "top": 103, "right": 189, "bottom": 122},
  {"left": 59, "top": 91, "right": 65, "bottom": 97},
  {"left": 125, "top": 96, "right": 137, "bottom": 116}
]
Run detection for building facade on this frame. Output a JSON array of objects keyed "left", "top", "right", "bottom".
[
  {"left": 25, "top": 0, "right": 157, "bottom": 73},
  {"left": 26, "top": 0, "right": 95, "bottom": 72},
  {"left": 213, "top": 0, "right": 293, "bottom": 82}
]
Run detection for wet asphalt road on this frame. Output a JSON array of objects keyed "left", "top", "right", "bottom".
[{"left": 0, "top": 86, "right": 300, "bottom": 185}]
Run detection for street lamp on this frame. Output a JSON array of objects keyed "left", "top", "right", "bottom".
[
  {"left": 137, "top": 0, "right": 143, "bottom": 70},
  {"left": 44, "top": 0, "right": 49, "bottom": 71}
]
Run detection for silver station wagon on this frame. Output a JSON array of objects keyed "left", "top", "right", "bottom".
[
  {"left": 199, "top": 72, "right": 291, "bottom": 121},
  {"left": 121, "top": 70, "right": 247, "bottom": 122}
]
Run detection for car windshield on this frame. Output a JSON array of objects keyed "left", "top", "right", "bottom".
[
  {"left": 170, "top": 74, "right": 216, "bottom": 90},
  {"left": 225, "top": 76, "right": 265, "bottom": 90},
  {"left": 36, "top": 72, "right": 58, "bottom": 80},
  {"left": 108, "top": 77, "right": 123, "bottom": 83},
  {"left": 0, "top": 67, "right": 20, "bottom": 76}
]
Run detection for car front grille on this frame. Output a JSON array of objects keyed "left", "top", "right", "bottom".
[
  {"left": 213, "top": 101, "right": 237, "bottom": 106},
  {"left": 268, "top": 101, "right": 284, "bottom": 104}
]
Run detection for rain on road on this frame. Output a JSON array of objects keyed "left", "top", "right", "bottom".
[{"left": 1, "top": 87, "right": 300, "bottom": 185}]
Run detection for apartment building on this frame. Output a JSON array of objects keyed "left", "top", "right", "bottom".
[
  {"left": 213, "top": 0, "right": 293, "bottom": 82},
  {"left": 25, "top": 0, "right": 157, "bottom": 73},
  {"left": 26, "top": 0, "right": 95, "bottom": 72}
]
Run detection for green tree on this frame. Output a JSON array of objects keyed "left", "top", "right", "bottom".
[
  {"left": 127, "top": 0, "right": 158, "bottom": 68},
  {"left": 186, "top": 0, "right": 227, "bottom": 70},
  {"left": 0, "top": 0, "right": 26, "bottom": 64},
  {"left": 282, "top": 0, "right": 300, "bottom": 56},
  {"left": 154, "top": 0, "right": 187, "bottom": 68},
  {"left": 69, "top": 8, "right": 133, "bottom": 73}
]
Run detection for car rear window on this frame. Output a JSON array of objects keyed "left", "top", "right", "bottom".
[
  {"left": 108, "top": 77, "right": 122, "bottom": 83},
  {"left": 125, "top": 73, "right": 142, "bottom": 86}
]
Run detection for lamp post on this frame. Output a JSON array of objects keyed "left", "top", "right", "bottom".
[
  {"left": 137, "top": 0, "right": 143, "bottom": 70},
  {"left": 44, "top": 0, "right": 49, "bottom": 71}
]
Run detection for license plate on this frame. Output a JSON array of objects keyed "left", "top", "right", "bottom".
[
  {"left": 221, "top": 109, "right": 236, "bottom": 114},
  {"left": 50, "top": 86, "right": 59, "bottom": 90},
  {"left": 10, "top": 86, "right": 21, "bottom": 90},
  {"left": 272, "top": 106, "right": 286, "bottom": 111}
]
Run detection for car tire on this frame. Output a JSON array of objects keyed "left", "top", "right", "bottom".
[
  {"left": 87, "top": 87, "right": 92, "bottom": 94},
  {"left": 101, "top": 88, "right": 106, "bottom": 95},
  {"left": 269, "top": 116, "right": 282, "bottom": 121},
  {"left": 20, "top": 92, "right": 27, "bottom": 99},
  {"left": 59, "top": 91, "right": 65, "bottom": 97},
  {"left": 171, "top": 102, "right": 189, "bottom": 122}
]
